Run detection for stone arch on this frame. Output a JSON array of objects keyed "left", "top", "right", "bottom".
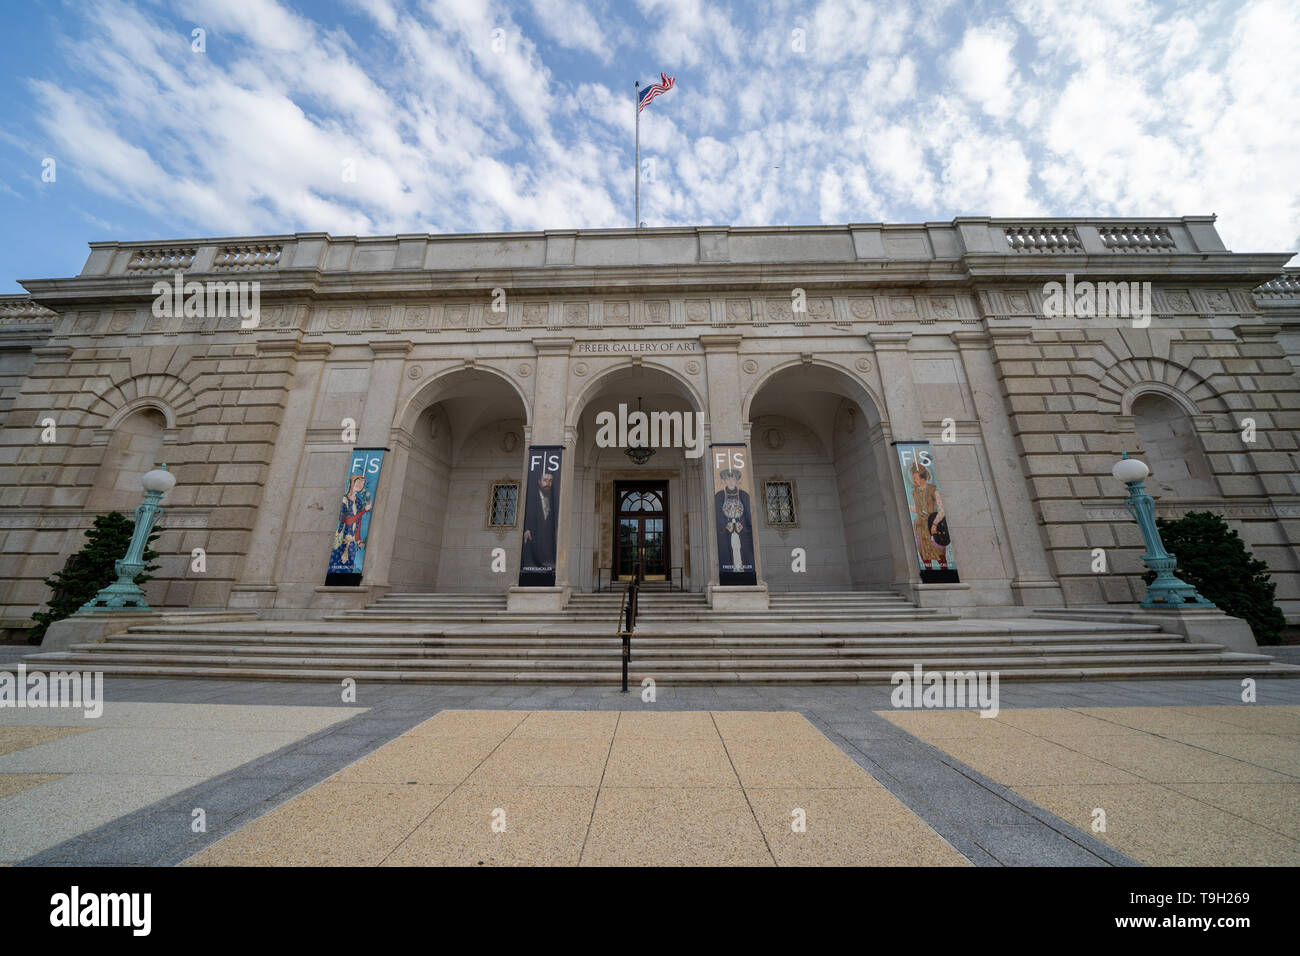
[
  {"left": 81, "top": 373, "right": 198, "bottom": 431},
  {"left": 565, "top": 361, "right": 708, "bottom": 592},
  {"left": 742, "top": 359, "right": 885, "bottom": 429},
  {"left": 386, "top": 364, "right": 530, "bottom": 593},
  {"left": 1130, "top": 391, "right": 1220, "bottom": 498},
  {"left": 393, "top": 365, "right": 532, "bottom": 440},
  {"left": 1094, "top": 357, "right": 1227, "bottom": 417},
  {"left": 86, "top": 404, "right": 170, "bottom": 512},
  {"left": 565, "top": 359, "right": 705, "bottom": 432},
  {"left": 104, "top": 396, "right": 178, "bottom": 431},
  {"left": 1120, "top": 381, "right": 1201, "bottom": 417},
  {"left": 745, "top": 360, "right": 900, "bottom": 591}
]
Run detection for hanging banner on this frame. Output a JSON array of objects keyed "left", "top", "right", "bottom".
[
  {"left": 711, "top": 443, "right": 758, "bottom": 586},
  {"left": 519, "top": 446, "right": 563, "bottom": 587},
  {"left": 893, "top": 440, "right": 959, "bottom": 583},
  {"left": 324, "top": 447, "right": 386, "bottom": 586}
]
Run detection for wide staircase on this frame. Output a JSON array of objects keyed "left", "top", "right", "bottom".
[{"left": 23, "top": 589, "right": 1300, "bottom": 683}]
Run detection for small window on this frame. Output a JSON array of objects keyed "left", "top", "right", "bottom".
[
  {"left": 764, "top": 480, "right": 797, "bottom": 526},
  {"left": 488, "top": 482, "right": 519, "bottom": 527}
]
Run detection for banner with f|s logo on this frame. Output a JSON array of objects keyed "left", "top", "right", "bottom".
[
  {"left": 894, "top": 441, "right": 959, "bottom": 584},
  {"left": 324, "top": 447, "right": 386, "bottom": 586},
  {"left": 519, "top": 446, "right": 563, "bottom": 587},
  {"left": 711, "top": 443, "right": 757, "bottom": 586}
]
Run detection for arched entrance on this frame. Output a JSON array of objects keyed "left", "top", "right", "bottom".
[
  {"left": 567, "top": 363, "right": 706, "bottom": 591},
  {"left": 387, "top": 369, "right": 529, "bottom": 592},
  {"left": 744, "top": 363, "right": 904, "bottom": 591}
]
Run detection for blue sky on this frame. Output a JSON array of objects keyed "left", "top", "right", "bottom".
[{"left": 1, "top": 0, "right": 1296, "bottom": 293}]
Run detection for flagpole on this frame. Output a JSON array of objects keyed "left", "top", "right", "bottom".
[{"left": 634, "top": 81, "right": 640, "bottom": 228}]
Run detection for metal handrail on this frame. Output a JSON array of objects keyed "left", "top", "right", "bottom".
[{"left": 617, "top": 576, "right": 639, "bottom": 693}]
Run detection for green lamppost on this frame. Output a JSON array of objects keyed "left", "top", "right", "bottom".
[
  {"left": 80, "top": 463, "right": 175, "bottom": 612},
  {"left": 1111, "top": 452, "right": 1214, "bottom": 609}
]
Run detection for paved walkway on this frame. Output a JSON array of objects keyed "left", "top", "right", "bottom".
[
  {"left": 1, "top": 674, "right": 1298, "bottom": 866},
  {"left": 188, "top": 710, "right": 971, "bottom": 866},
  {"left": 885, "top": 706, "right": 1300, "bottom": 865}
]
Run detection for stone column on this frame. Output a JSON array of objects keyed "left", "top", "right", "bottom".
[
  {"left": 700, "top": 334, "right": 766, "bottom": 608},
  {"left": 868, "top": 331, "right": 971, "bottom": 606},
  {"left": 952, "top": 330, "right": 1064, "bottom": 605},
  {"left": 508, "top": 340, "right": 571, "bottom": 610},
  {"left": 345, "top": 339, "right": 412, "bottom": 595},
  {"left": 229, "top": 339, "right": 331, "bottom": 609}
]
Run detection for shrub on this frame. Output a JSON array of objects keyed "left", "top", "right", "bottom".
[
  {"left": 27, "top": 512, "right": 160, "bottom": 645},
  {"left": 1142, "top": 511, "right": 1285, "bottom": 645}
]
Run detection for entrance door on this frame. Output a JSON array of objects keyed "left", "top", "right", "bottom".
[{"left": 614, "top": 482, "right": 669, "bottom": 581}]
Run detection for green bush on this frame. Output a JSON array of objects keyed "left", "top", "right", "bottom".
[
  {"left": 27, "top": 512, "right": 160, "bottom": 645},
  {"left": 1142, "top": 511, "right": 1285, "bottom": 645}
]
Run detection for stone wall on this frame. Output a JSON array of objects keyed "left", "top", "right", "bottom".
[
  {"left": 986, "top": 312, "right": 1300, "bottom": 617},
  {"left": 0, "top": 334, "right": 290, "bottom": 628}
]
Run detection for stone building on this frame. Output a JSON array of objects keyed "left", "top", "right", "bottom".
[{"left": 1, "top": 216, "right": 1297, "bottom": 647}]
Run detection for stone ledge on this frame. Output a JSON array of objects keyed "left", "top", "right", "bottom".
[{"left": 1031, "top": 606, "right": 1262, "bottom": 654}]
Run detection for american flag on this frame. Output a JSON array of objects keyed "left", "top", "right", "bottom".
[{"left": 638, "top": 73, "right": 675, "bottom": 112}]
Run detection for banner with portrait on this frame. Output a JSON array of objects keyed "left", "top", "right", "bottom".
[
  {"left": 324, "top": 447, "right": 386, "bottom": 586},
  {"left": 711, "top": 443, "right": 758, "bottom": 586},
  {"left": 894, "top": 440, "right": 959, "bottom": 583},
  {"left": 519, "top": 446, "right": 563, "bottom": 587}
]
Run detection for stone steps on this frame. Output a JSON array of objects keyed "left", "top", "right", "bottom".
[
  {"left": 15, "top": 660, "right": 1295, "bottom": 684},
  {"left": 46, "top": 640, "right": 1224, "bottom": 660},
  {"left": 22, "top": 590, "right": 1300, "bottom": 684}
]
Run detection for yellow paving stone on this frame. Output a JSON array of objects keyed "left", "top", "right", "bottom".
[
  {"left": 465, "top": 735, "right": 610, "bottom": 787},
  {"left": 1017, "top": 783, "right": 1300, "bottom": 867},
  {"left": 0, "top": 726, "right": 93, "bottom": 756},
  {"left": 381, "top": 785, "right": 597, "bottom": 867},
  {"left": 1083, "top": 706, "right": 1257, "bottom": 737},
  {"left": 710, "top": 710, "right": 828, "bottom": 742},
  {"left": 186, "top": 781, "right": 453, "bottom": 867},
  {"left": 878, "top": 709, "right": 1037, "bottom": 739},
  {"left": 994, "top": 708, "right": 1147, "bottom": 738},
  {"left": 0, "top": 772, "right": 64, "bottom": 798},
  {"left": 724, "top": 738, "right": 880, "bottom": 789},
  {"left": 333, "top": 734, "right": 502, "bottom": 785},
  {"left": 1168, "top": 734, "right": 1300, "bottom": 777},
  {"left": 746, "top": 787, "right": 970, "bottom": 867},
  {"left": 933, "top": 737, "right": 1142, "bottom": 786},
  {"left": 1166, "top": 706, "right": 1300, "bottom": 736},
  {"left": 1165, "top": 783, "right": 1300, "bottom": 841},
  {"left": 1048, "top": 734, "right": 1292, "bottom": 784},
  {"left": 406, "top": 710, "right": 528, "bottom": 737},
  {"left": 615, "top": 710, "right": 718, "bottom": 738},
  {"left": 511, "top": 710, "right": 619, "bottom": 738},
  {"left": 582, "top": 787, "right": 773, "bottom": 866},
  {"left": 168, "top": 709, "right": 982, "bottom": 867},
  {"left": 602, "top": 735, "right": 738, "bottom": 788}
]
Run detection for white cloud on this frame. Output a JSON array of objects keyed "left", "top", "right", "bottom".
[
  {"left": 949, "top": 23, "right": 1019, "bottom": 120},
  {"left": 10, "top": 0, "right": 1295, "bottom": 261}
]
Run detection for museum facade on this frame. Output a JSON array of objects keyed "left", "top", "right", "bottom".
[{"left": 1, "top": 216, "right": 1298, "bottom": 635}]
